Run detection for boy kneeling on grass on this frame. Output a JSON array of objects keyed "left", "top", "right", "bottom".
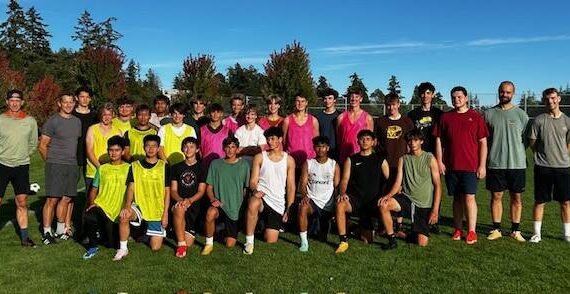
[{"left": 379, "top": 129, "right": 441, "bottom": 248}]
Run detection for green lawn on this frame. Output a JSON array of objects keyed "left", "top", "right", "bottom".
[{"left": 1, "top": 152, "right": 570, "bottom": 293}]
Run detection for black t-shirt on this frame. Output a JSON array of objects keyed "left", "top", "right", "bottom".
[
  {"left": 126, "top": 159, "right": 170, "bottom": 186},
  {"left": 72, "top": 109, "right": 99, "bottom": 166},
  {"left": 170, "top": 161, "right": 205, "bottom": 198},
  {"left": 314, "top": 110, "right": 341, "bottom": 150},
  {"left": 407, "top": 106, "right": 443, "bottom": 153},
  {"left": 347, "top": 152, "right": 386, "bottom": 203}
]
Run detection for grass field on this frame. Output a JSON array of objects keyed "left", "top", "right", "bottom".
[{"left": 1, "top": 152, "right": 570, "bottom": 293}]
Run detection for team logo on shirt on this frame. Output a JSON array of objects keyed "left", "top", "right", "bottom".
[
  {"left": 387, "top": 125, "right": 403, "bottom": 139},
  {"left": 181, "top": 170, "right": 196, "bottom": 188}
]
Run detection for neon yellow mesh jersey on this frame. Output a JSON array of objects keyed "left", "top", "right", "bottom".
[
  {"left": 132, "top": 160, "right": 166, "bottom": 221},
  {"left": 163, "top": 124, "right": 196, "bottom": 165},
  {"left": 86, "top": 124, "right": 122, "bottom": 179},
  {"left": 127, "top": 128, "right": 157, "bottom": 161},
  {"left": 93, "top": 162, "right": 130, "bottom": 221}
]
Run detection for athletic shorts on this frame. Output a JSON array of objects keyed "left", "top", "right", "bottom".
[
  {"left": 445, "top": 171, "right": 478, "bottom": 196},
  {"left": 145, "top": 221, "right": 166, "bottom": 237},
  {"left": 0, "top": 163, "right": 29, "bottom": 196},
  {"left": 261, "top": 200, "right": 284, "bottom": 231},
  {"left": 45, "top": 162, "right": 79, "bottom": 197},
  {"left": 183, "top": 201, "right": 200, "bottom": 236},
  {"left": 486, "top": 169, "right": 525, "bottom": 193},
  {"left": 534, "top": 165, "right": 570, "bottom": 204},
  {"left": 348, "top": 195, "right": 378, "bottom": 230},
  {"left": 394, "top": 194, "right": 431, "bottom": 237},
  {"left": 217, "top": 208, "right": 239, "bottom": 239}
]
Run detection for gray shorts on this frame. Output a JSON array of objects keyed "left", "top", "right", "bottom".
[{"left": 45, "top": 162, "right": 79, "bottom": 197}]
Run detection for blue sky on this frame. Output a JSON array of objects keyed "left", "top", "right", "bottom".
[{"left": 9, "top": 0, "right": 570, "bottom": 105}]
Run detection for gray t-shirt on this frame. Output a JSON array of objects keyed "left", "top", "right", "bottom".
[
  {"left": 42, "top": 113, "right": 81, "bottom": 165},
  {"left": 528, "top": 113, "right": 570, "bottom": 168},
  {"left": 484, "top": 105, "right": 529, "bottom": 169}
]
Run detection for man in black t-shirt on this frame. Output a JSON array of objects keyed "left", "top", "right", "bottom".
[
  {"left": 407, "top": 82, "right": 443, "bottom": 153},
  {"left": 314, "top": 88, "right": 341, "bottom": 160}
]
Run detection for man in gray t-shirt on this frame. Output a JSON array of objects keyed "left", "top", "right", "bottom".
[
  {"left": 483, "top": 81, "right": 529, "bottom": 242},
  {"left": 39, "top": 94, "right": 81, "bottom": 244},
  {"left": 528, "top": 88, "right": 570, "bottom": 243}
]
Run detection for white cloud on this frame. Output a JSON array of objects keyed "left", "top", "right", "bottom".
[{"left": 465, "top": 35, "right": 570, "bottom": 46}]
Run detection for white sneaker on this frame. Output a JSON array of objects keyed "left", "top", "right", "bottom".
[
  {"left": 243, "top": 243, "right": 254, "bottom": 255},
  {"left": 564, "top": 236, "right": 570, "bottom": 243},
  {"left": 112, "top": 249, "right": 129, "bottom": 261},
  {"left": 529, "top": 234, "right": 542, "bottom": 243}
]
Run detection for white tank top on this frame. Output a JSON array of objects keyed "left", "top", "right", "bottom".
[
  {"left": 306, "top": 158, "right": 336, "bottom": 210},
  {"left": 258, "top": 151, "right": 288, "bottom": 215}
]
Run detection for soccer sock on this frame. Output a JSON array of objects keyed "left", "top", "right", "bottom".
[
  {"left": 299, "top": 231, "right": 308, "bottom": 244},
  {"left": 177, "top": 241, "right": 187, "bottom": 247},
  {"left": 493, "top": 222, "right": 501, "bottom": 230},
  {"left": 533, "top": 221, "right": 542, "bottom": 237},
  {"left": 511, "top": 222, "right": 520, "bottom": 232},
  {"left": 339, "top": 234, "right": 348, "bottom": 243},
  {"left": 56, "top": 222, "right": 65, "bottom": 235},
  {"left": 119, "top": 240, "right": 128, "bottom": 251},
  {"left": 394, "top": 222, "right": 403, "bottom": 232},
  {"left": 43, "top": 227, "right": 51, "bottom": 235},
  {"left": 246, "top": 235, "right": 254, "bottom": 244},
  {"left": 20, "top": 228, "right": 29, "bottom": 241},
  {"left": 563, "top": 223, "right": 570, "bottom": 237},
  {"left": 206, "top": 237, "right": 214, "bottom": 245}
]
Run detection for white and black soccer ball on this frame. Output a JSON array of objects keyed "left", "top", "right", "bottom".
[{"left": 30, "top": 183, "right": 41, "bottom": 193}]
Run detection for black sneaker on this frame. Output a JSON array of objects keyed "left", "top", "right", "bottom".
[
  {"left": 385, "top": 236, "right": 398, "bottom": 250},
  {"left": 42, "top": 233, "right": 57, "bottom": 245},
  {"left": 430, "top": 224, "right": 440, "bottom": 235},
  {"left": 55, "top": 232, "right": 71, "bottom": 240},
  {"left": 21, "top": 238, "right": 37, "bottom": 248}
]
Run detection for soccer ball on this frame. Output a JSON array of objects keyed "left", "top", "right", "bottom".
[{"left": 30, "top": 183, "right": 41, "bottom": 193}]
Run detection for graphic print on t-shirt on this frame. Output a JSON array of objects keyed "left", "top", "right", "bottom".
[
  {"left": 386, "top": 125, "right": 403, "bottom": 139},
  {"left": 180, "top": 169, "right": 197, "bottom": 188}
]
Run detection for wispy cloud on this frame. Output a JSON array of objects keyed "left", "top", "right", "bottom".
[
  {"left": 465, "top": 35, "right": 570, "bottom": 46},
  {"left": 319, "top": 42, "right": 427, "bottom": 54}
]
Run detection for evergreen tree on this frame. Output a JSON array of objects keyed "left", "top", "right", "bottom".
[
  {"left": 23, "top": 7, "right": 51, "bottom": 56},
  {"left": 346, "top": 72, "right": 369, "bottom": 103},
  {"left": 72, "top": 11, "right": 121, "bottom": 50},
  {"left": 0, "top": 0, "right": 27, "bottom": 51},
  {"left": 227, "top": 63, "right": 264, "bottom": 96},
  {"left": 142, "top": 68, "right": 162, "bottom": 100},
  {"left": 316, "top": 75, "right": 332, "bottom": 98},
  {"left": 370, "top": 88, "right": 385, "bottom": 103},
  {"left": 99, "top": 17, "right": 122, "bottom": 50},
  {"left": 387, "top": 75, "right": 401, "bottom": 96}
]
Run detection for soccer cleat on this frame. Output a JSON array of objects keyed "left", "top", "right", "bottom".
[
  {"left": 466, "top": 231, "right": 478, "bottom": 245},
  {"left": 243, "top": 243, "right": 254, "bottom": 255},
  {"left": 82, "top": 247, "right": 99, "bottom": 260},
  {"left": 42, "top": 232, "right": 57, "bottom": 245},
  {"left": 565, "top": 236, "right": 570, "bottom": 243},
  {"left": 201, "top": 245, "right": 213, "bottom": 256},
  {"left": 487, "top": 229, "right": 502, "bottom": 240},
  {"left": 510, "top": 231, "right": 526, "bottom": 242},
  {"left": 529, "top": 234, "right": 541, "bottom": 243},
  {"left": 451, "top": 229, "right": 463, "bottom": 241},
  {"left": 299, "top": 242, "right": 309, "bottom": 253},
  {"left": 55, "top": 232, "right": 71, "bottom": 240},
  {"left": 21, "top": 238, "right": 37, "bottom": 248},
  {"left": 386, "top": 237, "right": 398, "bottom": 250},
  {"left": 176, "top": 245, "right": 188, "bottom": 258},
  {"left": 335, "top": 241, "right": 349, "bottom": 254},
  {"left": 112, "top": 249, "right": 128, "bottom": 261}
]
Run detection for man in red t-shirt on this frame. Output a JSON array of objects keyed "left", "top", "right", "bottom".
[{"left": 433, "top": 86, "right": 488, "bottom": 245}]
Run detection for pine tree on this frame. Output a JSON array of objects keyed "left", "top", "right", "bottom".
[
  {"left": 316, "top": 75, "right": 332, "bottom": 98},
  {"left": 143, "top": 68, "right": 162, "bottom": 98},
  {"left": 346, "top": 73, "right": 369, "bottom": 103},
  {"left": 0, "top": 0, "right": 27, "bottom": 51},
  {"left": 99, "top": 17, "right": 122, "bottom": 50},
  {"left": 370, "top": 88, "right": 385, "bottom": 103},
  {"left": 227, "top": 63, "right": 264, "bottom": 96},
  {"left": 387, "top": 75, "right": 401, "bottom": 96},
  {"left": 72, "top": 11, "right": 100, "bottom": 48},
  {"left": 23, "top": 7, "right": 51, "bottom": 56}
]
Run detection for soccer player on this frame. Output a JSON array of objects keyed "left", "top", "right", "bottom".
[
  {"left": 283, "top": 93, "right": 319, "bottom": 171},
  {"left": 72, "top": 86, "right": 98, "bottom": 187},
  {"left": 171, "top": 137, "right": 207, "bottom": 257},
  {"left": 112, "top": 97, "right": 135, "bottom": 134},
  {"left": 39, "top": 94, "right": 82, "bottom": 244},
  {"left": 82, "top": 135, "right": 130, "bottom": 259},
  {"left": 199, "top": 103, "right": 232, "bottom": 169},
  {"left": 336, "top": 89, "right": 374, "bottom": 164},
  {"left": 124, "top": 104, "right": 157, "bottom": 162},
  {"left": 150, "top": 94, "right": 171, "bottom": 129},
  {"left": 158, "top": 102, "right": 197, "bottom": 165},
  {"left": 244, "top": 127, "right": 296, "bottom": 254},
  {"left": 379, "top": 129, "right": 441, "bottom": 248},
  {"left": 0, "top": 90, "right": 38, "bottom": 247},
  {"left": 484, "top": 81, "right": 529, "bottom": 242},
  {"left": 407, "top": 82, "right": 443, "bottom": 153},
  {"left": 258, "top": 94, "right": 284, "bottom": 130},
  {"left": 185, "top": 95, "right": 210, "bottom": 132},
  {"left": 235, "top": 104, "right": 267, "bottom": 162},
  {"left": 314, "top": 88, "right": 341, "bottom": 160},
  {"left": 297, "top": 136, "right": 340, "bottom": 252},
  {"left": 528, "top": 88, "right": 570, "bottom": 243},
  {"left": 335, "top": 130, "right": 389, "bottom": 253},
  {"left": 222, "top": 94, "right": 245, "bottom": 133},
  {"left": 433, "top": 86, "right": 488, "bottom": 245},
  {"left": 201, "top": 136, "right": 250, "bottom": 255},
  {"left": 113, "top": 134, "right": 170, "bottom": 260}
]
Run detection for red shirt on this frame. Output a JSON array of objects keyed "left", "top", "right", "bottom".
[{"left": 432, "top": 108, "right": 488, "bottom": 172}]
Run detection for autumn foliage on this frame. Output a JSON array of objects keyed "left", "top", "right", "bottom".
[{"left": 27, "top": 75, "right": 61, "bottom": 126}]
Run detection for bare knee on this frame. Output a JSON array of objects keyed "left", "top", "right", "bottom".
[
  {"left": 248, "top": 197, "right": 262, "bottom": 212},
  {"left": 206, "top": 207, "right": 218, "bottom": 222},
  {"left": 15, "top": 195, "right": 27, "bottom": 209}
]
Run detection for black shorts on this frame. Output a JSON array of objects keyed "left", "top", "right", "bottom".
[
  {"left": 0, "top": 163, "right": 29, "bottom": 196},
  {"left": 218, "top": 208, "right": 239, "bottom": 239},
  {"left": 534, "top": 166, "right": 570, "bottom": 204},
  {"left": 171, "top": 200, "right": 201, "bottom": 236},
  {"left": 394, "top": 194, "right": 431, "bottom": 237},
  {"left": 348, "top": 195, "right": 378, "bottom": 230},
  {"left": 486, "top": 169, "right": 525, "bottom": 193},
  {"left": 445, "top": 171, "right": 478, "bottom": 196},
  {"left": 261, "top": 200, "right": 283, "bottom": 231}
]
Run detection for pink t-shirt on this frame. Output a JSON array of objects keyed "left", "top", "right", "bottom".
[
  {"left": 285, "top": 114, "right": 316, "bottom": 167},
  {"left": 338, "top": 110, "right": 369, "bottom": 163},
  {"left": 222, "top": 116, "right": 244, "bottom": 133},
  {"left": 432, "top": 108, "right": 489, "bottom": 172},
  {"left": 200, "top": 124, "right": 231, "bottom": 169}
]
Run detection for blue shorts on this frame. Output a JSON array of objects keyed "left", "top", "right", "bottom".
[
  {"left": 445, "top": 171, "right": 478, "bottom": 196},
  {"left": 146, "top": 221, "right": 166, "bottom": 237}
]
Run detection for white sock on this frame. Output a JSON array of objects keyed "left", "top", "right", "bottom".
[
  {"left": 246, "top": 235, "right": 254, "bottom": 244},
  {"left": 563, "top": 223, "right": 570, "bottom": 237},
  {"left": 533, "top": 221, "right": 542, "bottom": 237},
  {"left": 177, "top": 241, "right": 187, "bottom": 247},
  {"left": 43, "top": 227, "right": 51, "bottom": 234},
  {"left": 300, "top": 231, "right": 308, "bottom": 243},
  {"left": 206, "top": 237, "right": 214, "bottom": 245},
  {"left": 56, "top": 222, "right": 65, "bottom": 235},
  {"left": 119, "top": 240, "right": 128, "bottom": 250}
]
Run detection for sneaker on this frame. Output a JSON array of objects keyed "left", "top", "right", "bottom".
[
  {"left": 299, "top": 242, "right": 309, "bottom": 253},
  {"left": 510, "top": 231, "right": 526, "bottom": 242},
  {"left": 201, "top": 245, "right": 213, "bottom": 256},
  {"left": 243, "top": 243, "right": 254, "bottom": 255},
  {"left": 487, "top": 229, "right": 502, "bottom": 240},
  {"left": 565, "top": 236, "right": 570, "bottom": 243},
  {"left": 430, "top": 224, "right": 441, "bottom": 235},
  {"left": 335, "top": 241, "right": 349, "bottom": 254},
  {"left": 112, "top": 249, "right": 128, "bottom": 261},
  {"left": 529, "top": 234, "right": 541, "bottom": 243},
  {"left": 176, "top": 246, "right": 188, "bottom": 258},
  {"left": 21, "top": 238, "right": 37, "bottom": 248},
  {"left": 451, "top": 229, "right": 463, "bottom": 241},
  {"left": 386, "top": 237, "right": 397, "bottom": 250},
  {"left": 55, "top": 231, "right": 71, "bottom": 240},
  {"left": 42, "top": 232, "right": 57, "bottom": 245},
  {"left": 82, "top": 247, "right": 99, "bottom": 260},
  {"left": 466, "top": 231, "right": 478, "bottom": 245}
]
